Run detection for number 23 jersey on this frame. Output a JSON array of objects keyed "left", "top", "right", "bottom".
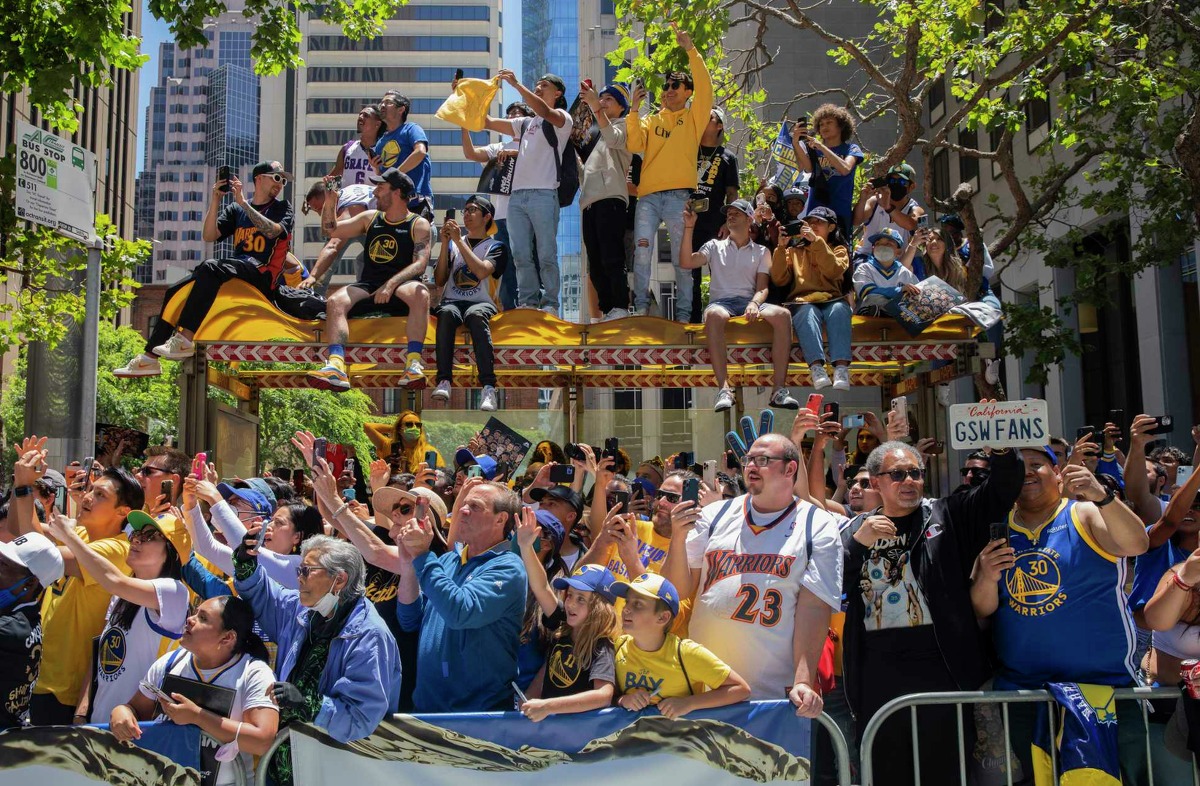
[{"left": 685, "top": 494, "right": 844, "bottom": 699}]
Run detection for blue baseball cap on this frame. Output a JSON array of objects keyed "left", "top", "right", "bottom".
[
  {"left": 534, "top": 509, "right": 566, "bottom": 552},
  {"left": 867, "top": 227, "right": 904, "bottom": 247},
  {"left": 231, "top": 477, "right": 277, "bottom": 509},
  {"left": 631, "top": 476, "right": 658, "bottom": 498},
  {"left": 216, "top": 482, "right": 274, "bottom": 517},
  {"left": 612, "top": 572, "right": 681, "bottom": 617},
  {"left": 454, "top": 448, "right": 498, "bottom": 479},
  {"left": 552, "top": 564, "right": 618, "bottom": 603}
]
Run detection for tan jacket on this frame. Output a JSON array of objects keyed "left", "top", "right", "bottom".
[{"left": 769, "top": 237, "right": 850, "bottom": 303}]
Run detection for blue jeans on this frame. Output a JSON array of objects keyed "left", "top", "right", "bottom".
[
  {"left": 790, "top": 300, "right": 852, "bottom": 365},
  {"left": 507, "top": 189, "right": 560, "bottom": 313},
  {"left": 633, "top": 189, "right": 690, "bottom": 320},
  {"left": 493, "top": 218, "right": 518, "bottom": 310}
]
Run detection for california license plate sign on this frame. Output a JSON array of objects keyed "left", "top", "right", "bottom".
[
  {"left": 948, "top": 399, "right": 1050, "bottom": 450},
  {"left": 15, "top": 121, "right": 97, "bottom": 243}
]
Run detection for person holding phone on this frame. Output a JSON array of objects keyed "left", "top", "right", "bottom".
[
  {"left": 115, "top": 161, "right": 297, "bottom": 379},
  {"left": 851, "top": 162, "right": 924, "bottom": 262},
  {"left": 685, "top": 108, "right": 741, "bottom": 321},
  {"left": 791, "top": 104, "right": 864, "bottom": 239},
  {"left": 0, "top": 531, "right": 64, "bottom": 730},
  {"left": 431, "top": 195, "right": 510, "bottom": 412}
]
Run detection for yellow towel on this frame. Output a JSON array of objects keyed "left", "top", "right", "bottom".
[{"left": 436, "top": 78, "right": 500, "bottom": 132}]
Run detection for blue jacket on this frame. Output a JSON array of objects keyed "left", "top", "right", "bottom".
[
  {"left": 397, "top": 542, "right": 527, "bottom": 713},
  {"left": 235, "top": 564, "right": 401, "bottom": 742}
]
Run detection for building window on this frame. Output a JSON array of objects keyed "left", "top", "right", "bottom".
[
  {"left": 958, "top": 126, "right": 979, "bottom": 184},
  {"left": 305, "top": 162, "right": 335, "bottom": 178},
  {"left": 183, "top": 210, "right": 204, "bottom": 221},
  {"left": 306, "top": 66, "right": 490, "bottom": 84},
  {"left": 157, "top": 230, "right": 177, "bottom": 241},
  {"left": 183, "top": 191, "right": 204, "bottom": 202},
  {"left": 1025, "top": 97, "right": 1050, "bottom": 150},
  {"left": 159, "top": 191, "right": 178, "bottom": 202},
  {"left": 183, "top": 230, "right": 202, "bottom": 241},
  {"left": 184, "top": 172, "right": 205, "bottom": 182},
  {"left": 431, "top": 162, "right": 485, "bottom": 178},
  {"left": 929, "top": 76, "right": 945, "bottom": 124},
  {"left": 182, "top": 250, "right": 201, "bottom": 261},
  {"left": 307, "top": 35, "right": 489, "bottom": 53},
  {"left": 613, "top": 389, "right": 642, "bottom": 409},
  {"left": 306, "top": 97, "right": 452, "bottom": 116},
  {"left": 931, "top": 149, "right": 950, "bottom": 201},
  {"left": 159, "top": 171, "right": 179, "bottom": 182},
  {"left": 382, "top": 389, "right": 402, "bottom": 413},
  {"left": 157, "top": 210, "right": 178, "bottom": 221}
]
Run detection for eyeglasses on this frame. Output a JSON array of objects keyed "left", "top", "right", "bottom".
[
  {"left": 875, "top": 468, "right": 925, "bottom": 482},
  {"left": 136, "top": 465, "right": 169, "bottom": 477},
  {"left": 849, "top": 478, "right": 872, "bottom": 489},
  {"left": 656, "top": 490, "right": 681, "bottom": 503},
  {"left": 296, "top": 565, "right": 330, "bottom": 580},
  {"left": 235, "top": 509, "right": 263, "bottom": 521},
  {"left": 744, "top": 455, "right": 788, "bottom": 467},
  {"left": 392, "top": 503, "right": 415, "bottom": 516},
  {"left": 463, "top": 205, "right": 484, "bottom": 215},
  {"left": 379, "top": 99, "right": 400, "bottom": 107},
  {"left": 265, "top": 173, "right": 284, "bottom": 183},
  {"left": 664, "top": 80, "right": 688, "bottom": 91},
  {"left": 960, "top": 467, "right": 991, "bottom": 478},
  {"left": 130, "top": 529, "right": 164, "bottom": 545}
]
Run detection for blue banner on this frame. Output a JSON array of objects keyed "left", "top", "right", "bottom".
[
  {"left": 770, "top": 122, "right": 803, "bottom": 189},
  {"left": 0, "top": 723, "right": 199, "bottom": 785}
]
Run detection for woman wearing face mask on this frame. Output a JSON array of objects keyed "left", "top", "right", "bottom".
[
  {"left": 109, "top": 596, "right": 279, "bottom": 786},
  {"left": 45, "top": 509, "right": 191, "bottom": 725},
  {"left": 365, "top": 410, "right": 443, "bottom": 474},
  {"left": 231, "top": 515, "right": 401, "bottom": 786},
  {"left": 852, "top": 227, "right": 919, "bottom": 314}
]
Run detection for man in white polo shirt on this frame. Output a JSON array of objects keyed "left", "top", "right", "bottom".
[{"left": 680, "top": 199, "right": 799, "bottom": 412}]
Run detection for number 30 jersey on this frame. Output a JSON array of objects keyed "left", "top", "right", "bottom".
[
  {"left": 994, "top": 499, "right": 1137, "bottom": 688},
  {"left": 685, "top": 494, "right": 844, "bottom": 699}
]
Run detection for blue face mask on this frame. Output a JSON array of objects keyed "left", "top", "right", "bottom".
[{"left": 0, "top": 577, "right": 34, "bottom": 611}]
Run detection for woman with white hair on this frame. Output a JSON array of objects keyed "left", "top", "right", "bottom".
[{"left": 232, "top": 519, "right": 401, "bottom": 786}]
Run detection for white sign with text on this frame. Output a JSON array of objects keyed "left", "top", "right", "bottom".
[
  {"left": 14, "top": 120, "right": 97, "bottom": 243},
  {"left": 949, "top": 399, "right": 1050, "bottom": 450}
]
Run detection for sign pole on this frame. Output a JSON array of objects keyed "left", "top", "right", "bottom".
[{"left": 78, "top": 242, "right": 101, "bottom": 456}]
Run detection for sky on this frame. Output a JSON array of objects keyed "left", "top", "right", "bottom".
[{"left": 134, "top": 0, "right": 524, "bottom": 174}]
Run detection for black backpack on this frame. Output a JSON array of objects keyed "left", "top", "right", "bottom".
[{"left": 541, "top": 116, "right": 580, "bottom": 207}]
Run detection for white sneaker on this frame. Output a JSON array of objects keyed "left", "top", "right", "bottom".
[
  {"left": 810, "top": 365, "right": 832, "bottom": 390},
  {"left": 604, "top": 308, "right": 630, "bottom": 321},
  {"left": 431, "top": 380, "right": 451, "bottom": 401},
  {"left": 113, "top": 354, "right": 162, "bottom": 378},
  {"left": 770, "top": 387, "right": 801, "bottom": 409},
  {"left": 479, "top": 385, "right": 498, "bottom": 412},
  {"left": 832, "top": 365, "right": 851, "bottom": 390},
  {"left": 714, "top": 387, "right": 736, "bottom": 412},
  {"left": 401, "top": 358, "right": 427, "bottom": 389},
  {"left": 152, "top": 332, "right": 195, "bottom": 360}
]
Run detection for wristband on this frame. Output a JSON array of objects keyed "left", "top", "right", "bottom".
[
  {"left": 332, "top": 502, "right": 352, "bottom": 520},
  {"left": 1094, "top": 487, "right": 1117, "bottom": 507},
  {"left": 1172, "top": 570, "right": 1194, "bottom": 592},
  {"left": 12, "top": 485, "right": 33, "bottom": 498}
]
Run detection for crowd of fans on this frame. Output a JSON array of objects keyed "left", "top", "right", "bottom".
[
  {"left": 1, "top": 408, "right": 1198, "bottom": 784},
  {"left": 112, "top": 23, "right": 1001, "bottom": 413}
]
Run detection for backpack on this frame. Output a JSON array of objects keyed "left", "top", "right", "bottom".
[{"left": 540, "top": 115, "right": 580, "bottom": 207}]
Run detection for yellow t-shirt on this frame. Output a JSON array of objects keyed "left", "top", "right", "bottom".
[
  {"left": 602, "top": 519, "right": 693, "bottom": 636},
  {"left": 614, "top": 632, "right": 730, "bottom": 700},
  {"left": 36, "top": 529, "right": 130, "bottom": 705}
]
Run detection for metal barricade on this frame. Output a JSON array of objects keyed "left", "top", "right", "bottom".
[{"left": 858, "top": 686, "right": 1199, "bottom": 786}]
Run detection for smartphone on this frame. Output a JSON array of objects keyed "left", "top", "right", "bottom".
[
  {"left": 725, "top": 451, "right": 740, "bottom": 470},
  {"left": 869, "top": 175, "right": 888, "bottom": 189},
  {"left": 292, "top": 468, "right": 306, "bottom": 491},
  {"left": 682, "top": 477, "right": 701, "bottom": 504},
  {"left": 345, "top": 457, "right": 356, "bottom": 477},
  {"left": 806, "top": 393, "right": 824, "bottom": 415},
  {"left": 82, "top": 456, "right": 96, "bottom": 491},
  {"left": 549, "top": 464, "right": 576, "bottom": 484},
  {"left": 424, "top": 450, "right": 438, "bottom": 469},
  {"left": 253, "top": 522, "right": 269, "bottom": 550},
  {"left": 822, "top": 401, "right": 840, "bottom": 424},
  {"left": 1147, "top": 415, "right": 1174, "bottom": 436},
  {"left": 927, "top": 441, "right": 945, "bottom": 455},
  {"left": 511, "top": 681, "right": 529, "bottom": 706},
  {"left": 343, "top": 488, "right": 356, "bottom": 502},
  {"left": 988, "top": 522, "right": 1008, "bottom": 542},
  {"left": 313, "top": 438, "right": 328, "bottom": 463},
  {"left": 1107, "top": 410, "right": 1125, "bottom": 436},
  {"left": 446, "top": 208, "right": 456, "bottom": 222},
  {"left": 603, "top": 437, "right": 619, "bottom": 459},
  {"left": 140, "top": 679, "right": 175, "bottom": 705},
  {"left": 190, "top": 452, "right": 206, "bottom": 480},
  {"left": 702, "top": 460, "right": 717, "bottom": 488},
  {"left": 1178, "top": 466, "right": 1196, "bottom": 487},
  {"left": 612, "top": 490, "right": 631, "bottom": 510},
  {"left": 217, "top": 165, "right": 231, "bottom": 193},
  {"left": 467, "top": 464, "right": 483, "bottom": 478},
  {"left": 454, "top": 67, "right": 464, "bottom": 81},
  {"left": 890, "top": 396, "right": 908, "bottom": 423},
  {"left": 415, "top": 497, "right": 431, "bottom": 523},
  {"left": 565, "top": 443, "right": 586, "bottom": 462},
  {"left": 687, "top": 197, "right": 709, "bottom": 213},
  {"left": 843, "top": 414, "right": 866, "bottom": 429},
  {"left": 160, "top": 479, "right": 174, "bottom": 501},
  {"left": 1076, "top": 426, "right": 1097, "bottom": 442}
]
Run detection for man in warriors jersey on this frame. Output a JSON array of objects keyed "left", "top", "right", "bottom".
[
  {"left": 662, "top": 433, "right": 843, "bottom": 712},
  {"left": 331, "top": 105, "right": 385, "bottom": 186},
  {"left": 308, "top": 168, "right": 432, "bottom": 393}
]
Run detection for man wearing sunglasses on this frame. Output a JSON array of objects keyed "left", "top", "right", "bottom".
[
  {"left": 115, "top": 160, "right": 297, "bottom": 379},
  {"left": 840, "top": 438, "right": 1023, "bottom": 786},
  {"left": 953, "top": 450, "right": 990, "bottom": 494},
  {"left": 626, "top": 23, "right": 712, "bottom": 321}
]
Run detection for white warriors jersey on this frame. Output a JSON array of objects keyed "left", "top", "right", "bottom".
[
  {"left": 341, "top": 140, "right": 375, "bottom": 185},
  {"left": 338, "top": 183, "right": 376, "bottom": 211},
  {"left": 685, "top": 494, "right": 844, "bottom": 699}
]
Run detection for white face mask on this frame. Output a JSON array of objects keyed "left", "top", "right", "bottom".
[
  {"left": 311, "top": 590, "right": 339, "bottom": 617},
  {"left": 874, "top": 246, "right": 897, "bottom": 264}
]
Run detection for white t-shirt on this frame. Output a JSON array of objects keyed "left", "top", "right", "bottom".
[
  {"left": 142, "top": 650, "right": 278, "bottom": 786},
  {"left": 685, "top": 494, "right": 844, "bottom": 699},
  {"left": 511, "top": 113, "right": 574, "bottom": 192},
  {"left": 855, "top": 197, "right": 919, "bottom": 255},
  {"left": 91, "top": 578, "right": 190, "bottom": 722},
  {"left": 444, "top": 236, "right": 504, "bottom": 305},
  {"left": 698, "top": 237, "right": 771, "bottom": 301},
  {"left": 484, "top": 141, "right": 517, "bottom": 220}
]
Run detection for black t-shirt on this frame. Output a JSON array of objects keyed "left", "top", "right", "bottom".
[
  {"left": 0, "top": 603, "right": 41, "bottom": 729},
  {"left": 858, "top": 509, "right": 939, "bottom": 655},
  {"left": 693, "top": 146, "right": 739, "bottom": 234},
  {"left": 626, "top": 155, "right": 643, "bottom": 227},
  {"left": 214, "top": 200, "right": 294, "bottom": 282},
  {"left": 539, "top": 607, "right": 617, "bottom": 699}
]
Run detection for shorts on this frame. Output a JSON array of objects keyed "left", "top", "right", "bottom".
[
  {"left": 345, "top": 279, "right": 417, "bottom": 317},
  {"left": 703, "top": 295, "right": 753, "bottom": 318}
]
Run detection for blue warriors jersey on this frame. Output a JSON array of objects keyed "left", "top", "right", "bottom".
[{"left": 994, "top": 500, "right": 1137, "bottom": 688}]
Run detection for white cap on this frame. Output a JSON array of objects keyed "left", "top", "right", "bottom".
[{"left": 0, "top": 532, "right": 65, "bottom": 587}]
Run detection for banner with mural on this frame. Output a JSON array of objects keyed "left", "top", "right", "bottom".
[
  {"left": 0, "top": 723, "right": 201, "bottom": 785},
  {"left": 291, "top": 701, "right": 812, "bottom": 786}
]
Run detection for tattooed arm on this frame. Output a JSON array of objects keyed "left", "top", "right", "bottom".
[
  {"left": 320, "top": 187, "right": 340, "bottom": 237},
  {"left": 377, "top": 216, "right": 433, "bottom": 300},
  {"left": 232, "top": 178, "right": 284, "bottom": 238}
]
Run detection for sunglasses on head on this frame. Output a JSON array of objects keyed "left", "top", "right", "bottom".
[{"left": 876, "top": 468, "right": 924, "bottom": 482}]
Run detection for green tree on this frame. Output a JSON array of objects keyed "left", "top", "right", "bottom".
[
  {"left": 255, "top": 386, "right": 381, "bottom": 470},
  {"left": 627, "top": 2, "right": 1200, "bottom": 384}
]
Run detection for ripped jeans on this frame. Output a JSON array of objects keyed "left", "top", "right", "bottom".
[{"left": 632, "top": 189, "right": 691, "bottom": 320}]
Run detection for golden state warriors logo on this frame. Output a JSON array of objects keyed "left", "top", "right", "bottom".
[
  {"left": 1006, "top": 549, "right": 1067, "bottom": 615},
  {"left": 452, "top": 265, "right": 481, "bottom": 292},
  {"left": 380, "top": 140, "right": 401, "bottom": 168},
  {"left": 547, "top": 644, "right": 582, "bottom": 689},
  {"left": 369, "top": 235, "right": 398, "bottom": 265},
  {"left": 1078, "top": 684, "right": 1118, "bottom": 726},
  {"left": 99, "top": 627, "right": 127, "bottom": 678}
]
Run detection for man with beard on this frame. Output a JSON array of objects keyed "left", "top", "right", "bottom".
[
  {"left": 308, "top": 168, "right": 432, "bottom": 392},
  {"left": 115, "top": 161, "right": 296, "bottom": 378},
  {"left": 332, "top": 105, "right": 385, "bottom": 186},
  {"left": 580, "top": 470, "right": 692, "bottom": 583}
]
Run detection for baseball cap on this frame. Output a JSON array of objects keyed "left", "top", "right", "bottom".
[
  {"left": 939, "top": 214, "right": 966, "bottom": 231},
  {"left": 251, "top": 161, "right": 293, "bottom": 181},
  {"left": 530, "top": 485, "right": 584, "bottom": 518},
  {"left": 600, "top": 83, "right": 631, "bottom": 114},
  {"left": 464, "top": 194, "right": 496, "bottom": 216},
  {"left": 711, "top": 107, "right": 727, "bottom": 126},
  {"left": 127, "top": 510, "right": 193, "bottom": 561},
  {"left": 0, "top": 532, "right": 64, "bottom": 587},
  {"left": 454, "top": 448, "right": 499, "bottom": 480},
  {"left": 368, "top": 167, "right": 416, "bottom": 195},
  {"left": 373, "top": 486, "right": 448, "bottom": 529},
  {"left": 782, "top": 186, "right": 806, "bottom": 203},
  {"left": 867, "top": 227, "right": 904, "bottom": 247},
  {"left": 534, "top": 509, "right": 566, "bottom": 552},
  {"left": 887, "top": 162, "right": 916, "bottom": 182},
  {"left": 612, "top": 572, "right": 680, "bottom": 617},
  {"left": 1019, "top": 446, "right": 1060, "bottom": 466},
  {"left": 537, "top": 74, "right": 568, "bottom": 108},
  {"left": 724, "top": 199, "right": 755, "bottom": 219},
  {"left": 37, "top": 468, "right": 67, "bottom": 491},
  {"left": 804, "top": 206, "right": 838, "bottom": 224},
  {"left": 231, "top": 478, "right": 278, "bottom": 509},
  {"left": 553, "top": 564, "right": 618, "bottom": 603},
  {"left": 217, "top": 482, "right": 275, "bottom": 518}
]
